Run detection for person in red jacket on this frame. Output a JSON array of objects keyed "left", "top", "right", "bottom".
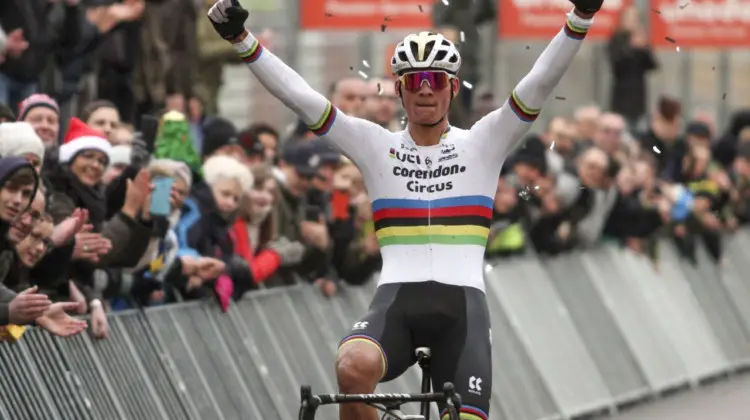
[{"left": 232, "top": 163, "right": 304, "bottom": 287}]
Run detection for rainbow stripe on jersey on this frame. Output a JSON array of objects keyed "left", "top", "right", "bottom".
[{"left": 372, "top": 195, "right": 493, "bottom": 247}]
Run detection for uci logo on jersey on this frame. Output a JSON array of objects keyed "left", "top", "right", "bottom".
[
  {"left": 441, "top": 144, "right": 455, "bottom": 154},
  {"left": 389, "top": 148, "right": 421, "bottom": 165}
]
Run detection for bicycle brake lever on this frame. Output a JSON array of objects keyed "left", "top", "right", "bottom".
[{"left": 299, "top": 386, "right": 318, "bottom": 420}]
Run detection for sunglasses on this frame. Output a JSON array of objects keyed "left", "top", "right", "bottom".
[{"left": 399, "top": 71, "right": 453, "bottom": 93}]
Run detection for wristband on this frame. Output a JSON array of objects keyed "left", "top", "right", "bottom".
[
  {"left": 232, "top": 32, "right": 264, "bottom": 64},
  {"left": 567, "top": 8, "right": 594, "bottom": 28},
  {"left": 90, "top": 299, "right": 102, "bottom": 309}
]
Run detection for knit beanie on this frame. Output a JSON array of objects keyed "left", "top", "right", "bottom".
[
  {"left": 17, "top": 94, "right": 60, "bottom": 121},
  {"left": 0, "top": 122, "right": 45, "bottom": 162},
  {"left": 59, "top": 118, "right": 112, "bottom": 164},
  {"left": 202, "top": 117, "right": 239, "bottom": 158}
]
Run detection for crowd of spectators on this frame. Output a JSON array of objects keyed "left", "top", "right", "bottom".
[{"left": 1, "top": 0, "right": 750, "bottom": 341}]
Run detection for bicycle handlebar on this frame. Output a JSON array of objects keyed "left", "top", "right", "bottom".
[{"left": 299, "top": 383, "right": 462, "bottom": 420}]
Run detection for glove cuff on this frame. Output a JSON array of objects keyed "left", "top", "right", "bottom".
[
  {"left": 232, "top": 32, "right": 265, "bottom": 64},
  {"left": 567, "top": 8, "right": 594, "bottom": 28}
]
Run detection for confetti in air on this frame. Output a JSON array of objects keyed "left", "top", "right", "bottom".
[
  {"left": 723, "top": 93, "right": 727, "bottom": 100},
  {"left": 325, "top": 12, "right": 333, "bottom": 17},
  {"left": 349, "top": 66, "right": 354, "bottom": 71},
  {"left": 550, "top": 141, "right": 556, "bottom": 150},
  {"left": 679, "top": 2, "right": 690, "bottom": 8},
  {"left": 418, "top": 5, "right": 424, "bottom": 12},
  {"left": 534, "top": 186, "right": 540, "bottom": 190},
  {"left": 652, "top": 145, "right": 661, "bottom": 154},
  {"left": 665, "top": 36, "right": 676, "bottom": 43},
  {"left": 460, "top": 31, "right": 466, "bottom": 42},
  {"left": 383, "top": 16, "right": 393, "bottom": 21},
  {"left": 651, "top": 8, "right": 661, "bottom": 13},
  {"left": 676, "top": 46, "right": 680, "bottom": 52},
  {"left": 712, "top": 66, "right": 716, "bottom": 70},
  {"left": 381, "top": 24, "right": 387, "bottom": 32},
  {"left": 362, "top": 60, "right": 370, "bottom": 68},
  {"left": 518, "top": 186, "right": 532, "bottom": 201},
  {"left": 358, "top": 70, "right": 369, "bottom": 79},
  {"left": 377, "top": 83, "right": 384, "bottom": 95},
  {"left": 441, "top": 0, "right": 449, "bottom": 5},
  {"left": 462, "top": 81, "right": 474, "bottom": 89},
  {"left": 555, "top": 96, "right": 566, "bottom": 101},
  {"left": 525, "top": 45, "right": 530, "bottom": 50}
]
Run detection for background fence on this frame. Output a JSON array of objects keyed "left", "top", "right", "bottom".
[
  {"left": 3, "top": 230, "right": 750, "bottom": 420},
  {"left": 218, "top": 0, "right": 750, "bottom": 133}
]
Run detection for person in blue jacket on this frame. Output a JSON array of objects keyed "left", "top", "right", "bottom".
[{"left": 175, "top": 154, "right": 255, "bottom": 303}]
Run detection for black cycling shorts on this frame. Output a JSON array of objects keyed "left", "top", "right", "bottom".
[{"left": 338, "top": 281, "right": 491, "bottom": 420}]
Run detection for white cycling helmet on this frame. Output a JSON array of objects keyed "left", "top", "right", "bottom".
[{"left": 390, "top": 32, "right": 461, "bottom": 76}]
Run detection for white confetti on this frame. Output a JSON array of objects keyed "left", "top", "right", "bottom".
[
  {"left": 518, "top": 186, "right": 532, "bottom": 201},
  {"left": 676, "top": 46, "right": 680, "bottom": 52},
  {"left": 462, "top": 81, "right": 473, "bottom": 89},
  {"left": 460, "top": 31, "right": 465, "bottom": 42},
  {"left": 441, "top": 0, "right": 449, "bottom": 4},
  {"left": 550, "top": 141, "right": 555, "bottom": 150},
  {"left": 362, "top": 60, "right": 370, "bottom": 68},
  {"left": 484, "top": 264, "right": 493, "bottom": 274},
  {"left": 652, "top": 145, "right": 661, "bottom": 154},
  {"left": 357, "top": 70, "right": 369, "bottom": 79}
]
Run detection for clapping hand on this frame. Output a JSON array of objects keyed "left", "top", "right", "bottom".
[
  {"left": 52, "top": 208, "right": 89, "bottom": 247},
  {"left": 8, "top": 287, "right": 51, "bottom": 325},
  {"left": 197, "top": 257, "right": 226, "bottom": 279},
  {"left": 122, "top": 169, "right": 153, "bottom": 219},
  {"left": 73, "top": 225, "right": 112, "bottom": 262},
  {"left": 37, "top": 302, "right": 87, "bottom": 337}
]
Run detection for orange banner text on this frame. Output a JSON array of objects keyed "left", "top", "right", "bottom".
[{"left": 301, "top": 0, "right": 433, "bottom": 30}]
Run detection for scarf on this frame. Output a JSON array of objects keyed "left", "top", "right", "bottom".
[{"left": 56, "top": 167, "right": 107, "bottom": 230}]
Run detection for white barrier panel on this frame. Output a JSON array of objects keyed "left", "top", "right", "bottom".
[{"left": 485, "top": 259, "right": 614, "bottom": 418}]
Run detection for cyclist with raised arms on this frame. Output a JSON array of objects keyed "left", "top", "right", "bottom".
[{"left": 208, "top": 0, "right": 603, "bottom": 418}]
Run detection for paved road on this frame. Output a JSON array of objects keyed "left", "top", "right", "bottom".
[{"left": 609, "top": 375, "right": 750, "bottom": 420}]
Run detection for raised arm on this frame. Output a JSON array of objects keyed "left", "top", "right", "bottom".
[
  {"left": 208, "top": 0, "right": 384, "bottom": 167},
  {"left": 471, "top": 10, "right": 594, "bottom": 163}
]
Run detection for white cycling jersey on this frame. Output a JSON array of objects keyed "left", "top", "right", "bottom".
[{"left": 231, "top": 11, "right": 593, "bottom": 292}]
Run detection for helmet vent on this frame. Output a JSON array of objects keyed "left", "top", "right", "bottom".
[
  {"left": 409, "top": 41, "right": 420, "bottom": 58},
  {"left": 435, "top": 50, "right": 447, "bottom": 62},
  {"left": 398, "top": 51, "right": 409, "bottom": 63},
  {"left": 449, "top": 53, "right": 458, "bottom": 64}
]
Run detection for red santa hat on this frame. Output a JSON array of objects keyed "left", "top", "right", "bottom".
[{"left": 59, "top": 117, "right": 112, "bottom": 164}]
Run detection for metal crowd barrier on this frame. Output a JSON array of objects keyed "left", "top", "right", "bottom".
[{"left": 3, "top": 230, "right": 750, "bottom": 420}]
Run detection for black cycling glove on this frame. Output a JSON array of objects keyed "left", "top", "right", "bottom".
[
  {"left": 209, "top": 0, "right": 249, "bottom": 41},
  {"left": 569, "top": 0, "right": 603, "bottom": 14}
]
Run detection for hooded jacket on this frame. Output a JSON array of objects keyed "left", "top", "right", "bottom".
[
  {"left": 175, "top": 182, "right": 254, "bottom": 299},
  {"left": 0, "top": 157, "right": 39, "bottom": 325}
]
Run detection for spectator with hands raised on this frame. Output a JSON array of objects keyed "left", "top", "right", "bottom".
[{"left": 2, "top": 286, "right": 87, "bottom": 338}]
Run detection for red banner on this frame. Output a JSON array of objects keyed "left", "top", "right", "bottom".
[
  {"left": 650, "top": 0, "right": 750, "bottom": 48},
  {"left": 300, "top": 0, "right": 432, "bottom": 30},
  {"left": 498, "top": 0, "right": 628, "bottom": 39}
]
